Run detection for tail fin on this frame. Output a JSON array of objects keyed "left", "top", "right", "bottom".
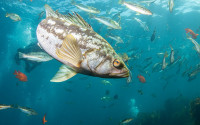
[
  {"left": 71, "top": 0, "right": 76, "bottom": 5},
  {"left": 18, "top": 52, "right": 24, "bottom": 59},
  {"left": 118, "top": 0, "right": 124, "bottom": 4},
  {"left": 5, "top": 13, "right": 8, "bottom": 17},
  {"left": 169, "top": 44, "right": 173, "bottom": 50}
]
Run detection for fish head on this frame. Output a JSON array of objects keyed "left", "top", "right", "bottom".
[
  {"left": 87, "top": 51, "right": 129, "bottom": 78},
  {"left": 109, "top": 57, "right": 129, "bottom": 77}
]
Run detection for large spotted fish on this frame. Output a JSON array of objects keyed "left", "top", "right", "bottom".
[{"left": 36, "top": 5, "right": 131, "bottom": 82}]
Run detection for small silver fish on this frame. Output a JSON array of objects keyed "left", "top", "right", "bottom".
[
  {"left": 168, "top": 0, "right": 174, "bottom": 13},
  {"left": 106, "top": 34, "right": 123, "bottom": 45},
  {"left": 18, "top": 106, "right": 37, "bottom": 115},
  {"left": 6, "top": 13, "right": 21, "bottom": 21},
  {"left": 0, "top": 104, "right": 12, "bottom": 110},
  {"left": 169, "top": 45, "right": 174, "bottom": 64},
  {"left": 72, "top": 0, "right": 100, "bottom": 14},
  {"left": 120, "top": 118, "right": 133, "bottom": 124},
  {"left": 101, "top": 96, "right": 112, "bottom": 101},
  {"left": 187, "top": 35, "right": 200, "bottom": 54},
  {"left": 134, "top": 17, "right": 149, "bottom": 31},
  {"left": 188, "top": 67, "right": 200, "bottom": 78},
  {"left": 92, "top": 15, "right": 121, "bottom": 29},
  {"left": 36, "top": 5, "right": 130, "bottom": 82},
  {"left": 19, "top": 52, "right": 53, "bottom": 62},
  {"left": 119, "top": 0, "right": 152, "bottom": 15},
  {"left": 162, "top": 52, "right": 168, "bottom": 70}
]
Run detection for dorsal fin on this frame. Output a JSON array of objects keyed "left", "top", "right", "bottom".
[{"left": 44, "top": 4, "right": 93, "bottom": 31}]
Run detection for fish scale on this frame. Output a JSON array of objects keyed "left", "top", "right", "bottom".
[{"left": 38, "top": 17, "right": 116, "bottom": 63}]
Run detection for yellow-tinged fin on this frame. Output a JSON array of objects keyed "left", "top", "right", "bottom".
[
  {"left": 51, "top": 65, "right": 77, "bottom": 82},
  {"left": 5, "top": 13, "right": 8, "bottom": 17},
  {"left": 44, "top": 4, "right": 58, "bottom": 18},
  {"left": 56, "top": 34, "right": 82, "bottom": 68},
  {"left": 164, "top": 51, "right": 168, "bottom": 57},
  {"left": 44, "top": 4, "right": 93, "bottom": 31},
  {"left": 18, "top": 52, "right": 24, "bottom": 58},
  {"left": 169, "top": 44, "right": 173, "bottom": 50}
]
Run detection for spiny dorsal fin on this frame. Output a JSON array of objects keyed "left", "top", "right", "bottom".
[
  {"left": 45, "top": 4, "right": 59, "bottom": 18},
  {"left": 56, "top": 34, "right": 82, "bottom": 68},
  {"left": 44, "top": 4, "right": 93, "bottom": 31}
]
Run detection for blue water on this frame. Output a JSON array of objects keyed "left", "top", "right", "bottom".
[{"left": 0, "top": 0, "right": 200, "bottom": 125}]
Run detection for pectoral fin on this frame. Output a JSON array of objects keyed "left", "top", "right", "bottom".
[
  {"left": 50, "top": 65, "right": 77, "bottom": 82},
  {"left": 56, "top": 34, "right": 82, "bottom": 68}
]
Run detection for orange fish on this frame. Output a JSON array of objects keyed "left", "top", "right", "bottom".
[
  {"left": 137, "top": 75, "right": 146, "bottom": 83},
  {"left": 30, "top": 0, "right": 32, "bottom": 2},
  {"left": 13, "top": 70, "right": 27, "bottom": 82},
  {"left": 185, "top": 28, "right": 199, "bottom": 39},
  {"left": 42, "top": 114, "right": 47, "bottom": 124}
]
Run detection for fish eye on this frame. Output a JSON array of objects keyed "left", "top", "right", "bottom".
[{"left": 113, "top": 59, "right": 123, "bottom": 68}]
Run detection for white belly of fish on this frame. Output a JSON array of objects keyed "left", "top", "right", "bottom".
[{"left": 36, "top": 24, "right": 76, "bottom": 68}]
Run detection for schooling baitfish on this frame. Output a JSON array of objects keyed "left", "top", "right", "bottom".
[{"left": 36, "top": 4, "right": 130, "bottom": 82}]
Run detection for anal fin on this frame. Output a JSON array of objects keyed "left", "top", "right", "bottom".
[{"left": 50, "top": 65, "right": 77, "bottom": 82}]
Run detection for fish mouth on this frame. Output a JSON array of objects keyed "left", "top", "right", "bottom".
[{"left": 109, "top": 70, "right": 129, "bottom": 78}]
